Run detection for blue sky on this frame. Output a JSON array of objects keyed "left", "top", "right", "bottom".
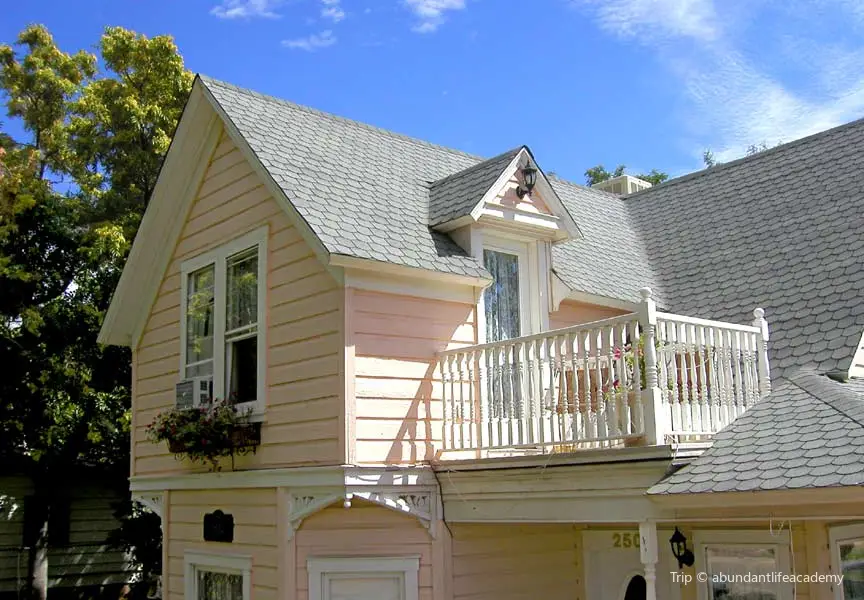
[{"left": 3, "top": 0, "right": 864, "bottom": 182}]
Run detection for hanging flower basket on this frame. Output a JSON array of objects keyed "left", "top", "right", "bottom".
[{"left": 146, "top": 399, "right": 260, "bottom": 471}]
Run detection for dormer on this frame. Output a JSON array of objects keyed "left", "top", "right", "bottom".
[
  {"left": 429, "top": 146, "right": 581, "bottom": 243},
  {"left": 429, "top": 146, "right": 583, "bottom": 339}
]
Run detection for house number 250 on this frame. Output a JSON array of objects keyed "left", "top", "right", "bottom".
[{"left": 612, "top": 533, "right": 641, "bottom": 548}]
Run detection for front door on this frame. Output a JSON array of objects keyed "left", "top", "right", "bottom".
[{"left": 583, "top": 531, "right": 681, "bottom": 600}]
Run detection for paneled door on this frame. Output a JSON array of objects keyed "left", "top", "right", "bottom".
[{"left": 583, "top": 531, "right": 681, "bottom": 600}]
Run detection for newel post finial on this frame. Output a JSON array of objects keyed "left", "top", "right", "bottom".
[
  {"left": 752, "top": 307, "right": 771, "bottom": 396},
  {"left": 637, "top": 286, "right": 666, "bottom": 445}
]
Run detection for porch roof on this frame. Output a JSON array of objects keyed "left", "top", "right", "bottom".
[{"left": 648, "top": 370, "right": 864, "bottom": 496}]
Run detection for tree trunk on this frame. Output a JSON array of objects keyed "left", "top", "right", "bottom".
[{"left": 23, "top": 478, "right": 50, "bottom": 600}]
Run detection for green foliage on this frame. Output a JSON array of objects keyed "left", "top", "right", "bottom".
[
  {"left": 584, "top": 163, "right": 668, "bottom": 187},
  {"left": 146, "top": 400, "right": 257, "bottom": 471},
  {"left": 0, "top": 23, "right": 192, "bottom": 598}
]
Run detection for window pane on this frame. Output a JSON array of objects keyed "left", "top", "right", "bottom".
[
  {"left": 483, "top": 250, "right": 520, "bottom": 343},
  {"left": 227, "top": 336, "right": 257, "bottom": 404},
  {"left": 840, "top": 539, "right": 864, "bottom": 599},
  {"left": 227, "top": 248, "right": 258, "bottom": 334},
  {"left": 197, "top": 570, "right": 242, "bottom": 600},
  {"left": 186, "top": 266, "right": 215, "bottom": 371},
  {"left": 705, "top": 546, "right": 779, "bottom": 600}
]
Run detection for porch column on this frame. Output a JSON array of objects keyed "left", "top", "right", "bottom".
[{"left": 639, "top": 521, "right": 659, "bottom": 600}]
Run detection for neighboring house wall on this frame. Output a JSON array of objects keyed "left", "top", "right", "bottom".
[
  {"left": 548, "top": 300, "right": 628, "bottom": 330},
  {"left": 132, "top": 129, "right": 345, "bottom": 476},
  {"left": 0, "top": 477, "right": 29, "bottom": 595},
  {"left": 47, "top": 485, "right": 133, "bottom": 589},
  {"left": 0, "top": 477, "right": 132, "bottom": 596},
  {"left": 451, "top": 524, "right": 583, "bottom": 600},
  {"left": 350, "top": 289, "right": 477, "bottom": 465},
  {"left": 165, "top": 489, "right": 278, "bottom": 600}
]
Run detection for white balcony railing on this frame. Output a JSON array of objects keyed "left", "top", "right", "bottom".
[{"left": 438, "top": 288, "right": 771, "bottom": 453}]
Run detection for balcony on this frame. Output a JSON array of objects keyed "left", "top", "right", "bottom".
[{"left": 437, "top": 288, "right": 771, "bottom": 455}]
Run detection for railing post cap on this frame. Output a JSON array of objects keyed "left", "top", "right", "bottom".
[
  {"left": 753, "top": 307, "right": 765, "bottom": 320},
  {"left": 639, "top": 287, "right": 653, "bottom": 301}
]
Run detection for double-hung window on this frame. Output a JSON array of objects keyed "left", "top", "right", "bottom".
[{"left": 180, "top": 227, "right": 267, "bottom": 413}]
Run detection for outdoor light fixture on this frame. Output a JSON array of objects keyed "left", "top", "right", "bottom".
[
  {"left": 515, "top": 164, "right": 538, "bottom": 198},
  {"left": 669, "top": 527, "right": 695, "bottom": 569}
]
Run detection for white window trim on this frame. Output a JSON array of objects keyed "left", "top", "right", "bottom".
[
  {"left": 478, "top": 233, "right": 549, "bottom": 344},
  {"left": 179, "top": 226, "right": 268, "bottom": 415},
  {"left": 307, "top": 556, "right": 420, "bottom": 600},
  {"left": 693, "top": 529, "right": 792, "bottom": 600},
  {"left": 829, "top": 523, "right": 864, "bottom": 600},
  {"left": 184, "top": 550, "right": 252, "bottom": 600}
]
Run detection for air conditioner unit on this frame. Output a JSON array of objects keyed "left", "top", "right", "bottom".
[{"left": 175, "top": 376, "right": 213, "bottom": 409}]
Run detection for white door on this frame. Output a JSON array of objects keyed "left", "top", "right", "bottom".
[
  {"left": 325, "top": 573, "right": 404, "bottom": 600},
  {"left": 583, "top": 531, "right": 681, "bottom": 600}
]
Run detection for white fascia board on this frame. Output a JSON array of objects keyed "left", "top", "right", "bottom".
[{"left": 98, "top": 84, "right": 220, "bottom": 347}]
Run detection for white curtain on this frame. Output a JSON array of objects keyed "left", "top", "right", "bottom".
[{"left": 483, "top": 250, "right": 523, "bottom": 418}]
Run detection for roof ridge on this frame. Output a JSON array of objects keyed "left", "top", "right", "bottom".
[
  {"left": 199, "top": 74, "right": 486, "bottom": 164},
  {"left": 784, "top": 372, "right": 864, "bottom": 433},
  {"left": 430, "top": 146, "right": 523, "bottom": 187},
  {"left": 626, "top": 114, "right": 864, "bottom": 197}
]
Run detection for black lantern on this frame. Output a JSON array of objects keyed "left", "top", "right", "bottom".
[
  {"left": 669, "top": 527, "right": 694, "bottom": 569},
  {"left": 516, "top": 164, "right": 538, "bottom": 198}
]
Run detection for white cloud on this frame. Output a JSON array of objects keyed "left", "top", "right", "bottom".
[
  {"left": 574, "top": 0, "right": 864, "bottom": 163},
  {"left": 578, "top": 0, "right": 719, "bottom": 42},
  {"left": 321, "top": 0, "right": 345, "bottom": 22},
  {"left": 404, "top": 0, "right": 466, "bottom": 33},
  {"left": 282, "top": 30, "right": 337, "bottom": 51},
  {"left": 211, "top": 0, "right": 282, "bottom": 19}
]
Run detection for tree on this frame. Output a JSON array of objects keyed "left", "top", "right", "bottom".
[
  {"left": 0, "top": 24, "right": 192, "bottom": 600},
  {"left": 584, "top": 163, "right": 669, "bottom": 186},
  {"left": 702, "top": 141, "right": 779, "bottom": 169}
]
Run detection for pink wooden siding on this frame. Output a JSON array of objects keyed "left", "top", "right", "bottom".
[
  {"left": 165, "top": 489, "right": 279, "bottom": 600},
  {"left": 351, "top": 289, "right": 476, "bottom": 464},
  {"left": 451, "top": 524, "right": 583, "bottom": 600},
  {"left": 295, "top": 501, "right": 434, "bottom": 600},
  {"left": 133, "top": 130, "right": 344, "bottom": 476},
  {"left": 549, "top": 299, "right": 629, "bottom": 330}
]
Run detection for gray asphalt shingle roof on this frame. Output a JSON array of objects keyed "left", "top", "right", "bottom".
[
  {"left": 648, "top": 371, "right": 864, "bottom": 494},
  {"left": 202, "top": 75, "right": 863, "bottom": 380},
  {"left": 202, "top": 76, "right": 489, "bottom": 280},
  {"left": 429, "top": 147, "right": 522, "bottom": 227},
  {"left": 627, "top": 121, "right": 864, "bottom": 378}
]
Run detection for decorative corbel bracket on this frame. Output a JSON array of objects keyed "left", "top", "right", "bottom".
[
  {"left": 347, "top": 488, "right": 439, "bottom": 538},
  {"left": 285, "top": 492, "right": 343, "bottom": 539},
  {"left": 132, "top": 492, "right": 165, "bottom": 519}
]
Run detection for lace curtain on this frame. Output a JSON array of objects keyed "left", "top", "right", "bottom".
[
  {"left": 482, "top": 250, "right": 521, "bottom": 343},
  {"left": 197, "top": 571, "right": 242, "bottom": 600}
]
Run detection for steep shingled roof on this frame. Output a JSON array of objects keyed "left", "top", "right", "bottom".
[
  {"left": 202, "top": 76, "right": 489, "bottom": 279},
  {"left": 626, "top": 120, "right": 864, "bottom": 378},
  {"left": 648, "top": 371, "right": 864, "bottom": 494},
  {"left": 201, "top": 75, "right": 864, "bottom": 379}
]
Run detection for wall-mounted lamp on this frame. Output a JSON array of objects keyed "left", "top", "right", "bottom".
[
  {"left": 669, "top": 527, "right": 695, "bottom": 569},
  {"left": 515, "top": 164, "right": 538, "bottom": 199}
]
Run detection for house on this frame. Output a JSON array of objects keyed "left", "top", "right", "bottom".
[
  {"left": 98, "top": 75, "right": 864, "bottom": 600},
  {"left": 0, "top": 474, "right": 135, "bottom": 600}
]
